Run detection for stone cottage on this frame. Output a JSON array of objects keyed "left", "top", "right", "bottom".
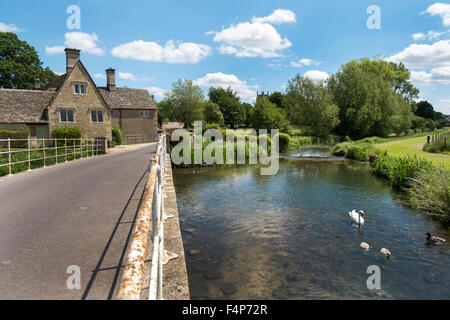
[{"left": 0, "top": 48, "right": 158, "bottom": 143}]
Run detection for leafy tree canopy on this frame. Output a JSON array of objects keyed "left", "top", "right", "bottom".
[
  {"left": 208, "top": 87, "right": 245, "bottom": 128},
  {"left": 250, "top": 98, "right": 288, "bottom": 132},
  {"left": 285, "top": 75, "right": 340, "bottom": 137},
  {"left": 268, "top": 91, "right": 286, "bottom": 109},
  {"left": 414, "top": 100, "right": 436, "bottom": 120},
  {"left": 162, "top": 79, "right": 205, "bottom": 127},
  {"left": 203, "top": 101, "right": 224, "bottom": 125},
  {"left": 328, "top": 60, "right": 414, "bottom": 138},
  {"left": 0, "top": 32, "right": 57, "bottom": 89}
]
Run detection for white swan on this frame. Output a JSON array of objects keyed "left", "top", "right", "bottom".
[{"left": 349, "top": 209, "right": 365, "bottom": 226}]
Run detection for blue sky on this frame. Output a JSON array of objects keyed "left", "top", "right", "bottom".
[{"left": 1, "top": 0, "right": 450, "bottom": 113}]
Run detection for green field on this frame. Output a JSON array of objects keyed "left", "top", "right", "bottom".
[{"left": 375, "top": 134, "right": 450, "bottom": 170}]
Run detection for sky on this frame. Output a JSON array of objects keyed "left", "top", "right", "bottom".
[{"left": 1, "top": 0, "right": 450, "bottom": 114}]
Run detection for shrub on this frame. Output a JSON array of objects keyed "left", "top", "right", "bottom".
[
  {"left": 52, "top": 127, "right": 82, "bottom": 139},
  {"left": 414, "top": 129, "right": 422, "bottom": 134},
  {"left": 387, "top": 155, "right": 434, "bottom": 189},
  {"left": 408, "top": 167, "right": 450, "bottom": 223},
  {"left": 203, "top": 123, "right": 226, "bottom": 138},
  {"left": 423, "top": 138, "right": 450, "bottom": 154},
  {"left": 112, "top": 125, "right": 123, "bottom": 146},
  {"left": 274, "top": 133, "right": 291, "bottom": 153},
  {"left": 407, "top": 129, "right": 415, "bottom": 136},
  {"left": 0, "top": 129, "right": 29, "bottom": 148}
]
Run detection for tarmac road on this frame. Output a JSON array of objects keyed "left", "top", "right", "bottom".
[{"left": 0, "top": 143, "right": 156, "bottom": 299}]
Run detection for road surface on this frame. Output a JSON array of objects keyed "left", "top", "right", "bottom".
[{"left": 0, "top": 143, "right": 156, "bottom": 299}]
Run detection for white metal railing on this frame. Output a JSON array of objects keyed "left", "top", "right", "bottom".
[
  {"left": 0, "top": 138, "right": 102, "bottom": 176},
  {"left": 117, "top": 134, "right": 177, "bottom": 300}
]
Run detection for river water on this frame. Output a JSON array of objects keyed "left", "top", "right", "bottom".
[{"left": 173, "top": 146, "right": 450, "bottom": 300}]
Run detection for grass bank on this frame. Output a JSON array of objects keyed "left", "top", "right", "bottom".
[
  {"left": 375, "top": 133, "right": 450, "bottom": 170},
  {"left": 332, "top": 136, "right": 449, "bottom": 224}
]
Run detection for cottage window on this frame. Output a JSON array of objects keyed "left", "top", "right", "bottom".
[
  {"left": 74, "top": 83, "right": 86, "bottom": 95},
  {"left": 60, "top": 109, "right": 74, "bottom": 122},
  {"left": 140, "top": 111, "right": 149, "bottom": 118},
  {"left": 91, "top": 110, "right": 104, "bottom": 123}
]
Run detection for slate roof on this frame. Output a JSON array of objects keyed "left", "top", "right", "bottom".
[
  {"left": 0, "top": 89, "right": 55, "bottom": 123},
  {"left": 98, "top": 87, "right": 156, "bottom": 110},
  {"left": 43, "top": 74, "right": 68, "bottom": 91}
]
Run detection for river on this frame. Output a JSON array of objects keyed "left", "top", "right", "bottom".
[{"left": 173, "top": 146, "right": 450, "bottom": 299}]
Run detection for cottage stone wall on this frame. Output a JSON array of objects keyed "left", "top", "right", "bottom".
[
  {"left": 112, "top": 109, "right": 158, "bottom": 143},
  {"left": 48, "top": 65, "right": 112, "bottom": 140}
]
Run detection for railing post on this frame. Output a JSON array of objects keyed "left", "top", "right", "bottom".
[
  {"left": 43, "top": 139, "right": 46, "bottom": 167},
  {"left": 8, "top": 138, "right": 11, "bottom": 176},
  {"left": 55, "top": 138, "right": 58, "bottom": 164},
  {"left": 65, "top": 138, "right": 68, "bottom": 162},
  {"left": 73, "top": 138, "right": 75, "bottom": 159},
  {"left": 27, "top": 138, "right": 31, "bottom": 171},
  {"left": 80, "top": 139, "right": 83, "bottom": 158}
]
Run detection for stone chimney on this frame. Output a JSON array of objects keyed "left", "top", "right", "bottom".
[
  {"left": 65, "top": 48, "right": 81, "bottom": 74},
  {"left": 106, "top": 68, "right": 116, "bottom": 91},
  {"left": 34, "top": 78, "right": 41, "bottom": 90}
]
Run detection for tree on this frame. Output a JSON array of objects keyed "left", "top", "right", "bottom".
[
  {"left": 268, "top": 91, "right": 286, "bottom": 109},
  {"left": 0, "top": 32, "right": 57, "bottom": 89},
  {"left": 241, "top": 102, "right": 253, "bottom": 127},
  {"left": 328, "top": 59, "right": 414, "bottom": 138},
  {"left": 355, "top": 57, "right": 419, "bottom": 101},
  {"left": 250, "top": 98, "right": 288, "bottom": 131},
  {"left": 163, "top": 79, "right": 205, "bottom": 127},
  {"left": 208, "top": 87, "right": 245, "bottom": 128},
  {"left": 285, "top": 75, "right": 340, "bottom": 136},
  {"left": 203, "top": 101, "right": 224, "bottom": 125},
  {"left": 415, "top": 100, "right": 435, "bottom": 120}
]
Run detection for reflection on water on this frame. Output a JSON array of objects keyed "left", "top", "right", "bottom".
[{"left": 173, "top": 147, "right": 450, "bottom": 300}]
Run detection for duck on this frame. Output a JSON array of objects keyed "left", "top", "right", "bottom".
[
  {"left": 349, "top": 209, "right": 365, "bottom": 226},
  {"left": 360, "top": 242, "right": 370, "bottom": 251},
  {"left": 426, "top": 233, "right": 446, "bottom": 245},
  {"left": 380, "top": 248, "right": 391, "bottom": 258}
]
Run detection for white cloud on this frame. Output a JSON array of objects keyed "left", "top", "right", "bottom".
[
  {"left": 45, "top": 46, "right": 65, "bottom": 55},
  {"left": 117, "top": 71, "right": 148, "bottom": 82},
  {"left": 211, "top": 22, "right": 292, "bottom": 58},
  {"left": 0, "top": 22, "right": 22, "bottom": 32},
  {"left": 118, "top": 72, "right": 138, "bottom": 81},
  {"left": 46, "top": 32, "right": 105, "bottom": 56},
  {"left": 94, "top": 73, "right": 106, "bottom": 79},
  {"left": 423, "top": 2, "right": 450, "bottom": 26},
  {"left": 193, "top": 72, "right": 258, "bottom": 100},
  {"left": 410, "top": 66, "right": 450, "bottom": 85},
  {"left": 147, "top": 86, "right": 168, "bottom": 99},
  {"left": 303, "top": 70, "right": 329, "bottom": 82},
  {"left": 412, "top": 30, "right": 445, "bottom": 41},
  {"left": 386, "top": 40, "right": 450, "bottom": 69},
  {"left": 111, "top": 40, "right": 211, "bottom": 64},
  {"left": 291, "top": 58, "right": 322, "bottom": 68},
  {"left": 64, "top": 32, "right": 105, "bottom": 55},
  {"left": 436, "top": 99, "right": 450, "bottom": 114},
  {"left": 251, "top": 9, "right": 296, "bottom": 24}
]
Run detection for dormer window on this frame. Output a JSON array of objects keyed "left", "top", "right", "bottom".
[{"left": 74, "top": 83, "right": 86, "bottom": 95}]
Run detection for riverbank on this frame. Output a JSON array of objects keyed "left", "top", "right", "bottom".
[
  {"left": 375, "top": 133, "right": 450, "bottom": 169},
  {"left": 332, "top": 136, "right": 449, "bottom": 224}
]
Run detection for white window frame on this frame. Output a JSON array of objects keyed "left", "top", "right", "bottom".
[
  {"left": 74, "top": 83, "right": 87, "bottom": 95},
  {"left": 59, "top": 108, "right": 75, "bottom": 123},
  {"left": 91, "top": 110, "right": 104, "bottom": 123}
]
